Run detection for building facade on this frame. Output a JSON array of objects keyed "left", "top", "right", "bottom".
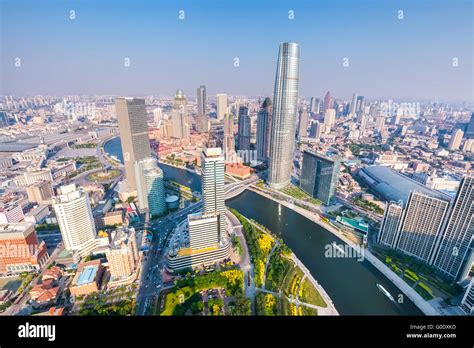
[
  {"left": 267, "top": 42, "right": 300, "bottom": 189},
  {"left": 116, "top": 98, "right": 151, "bottom": 191}
]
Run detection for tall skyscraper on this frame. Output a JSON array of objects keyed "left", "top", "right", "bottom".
[
  {"left": 256, "top": 97, "right": 272, "bottom": 162},
  {"left": 309, "top": 121, "right": 322, "bottom": 140},
  {"left": 171, "top": 89, "right": 190, "bottom": 140},
  {"left": 448, "top": 129, "right": 464, "bottom": 150},
  {"left": 356, "top": 95, "right": 365, "bottom": 114},
  {"left": 375, "top": 116, "right": 386, "bottom": 133},
  {"left": 466, "top": 112, "right": 474, "bottom": 139},
  {"left": 134, "top": 157, "right": 166, "bottom": 217},
  {"left": 53, "top": 184, "right": 96, "bottom": 252},
  {"left": 237, "top": 106, "right": 251, "bottom": 151},
  {"left": 299, "top": 150, "right": 340, "bottom": 205},
  {"left": 297, "top": 108, "right": 309, "bottom": 140},
  {"left": 116, "top": 98, "right": 151, "bottom": 191},
  {"left": 216, "top": 94, "right": 228, "bottom": 121},
  {"left": 349, "top": 93, "right": 358, "bottom": 117},
  {"left": 223, "top": 113, "right": 235, "bottom": 157},
  {"left": 201, "top": 147, "right": 226, "bottom": 237},
  {"left": 323, "top": 108, "right": 336, "bottom": 130},
  {"left": 153, "top": 108, "right": 162, "bottom": 127},
  {"left": 433, "top": 176, "right": 473, "bottom": 280},
  {"left": 268, "top": 42, "right": 300, "bottom": 189},
  {"left": 196, "top": 85, "right": 207, "bottom": 116},
  {"left": 322, "top": 91, "right": 333, "bottom": 113},
  {"left": 309, "top": 97, "right": 319, "bottom": 114}
]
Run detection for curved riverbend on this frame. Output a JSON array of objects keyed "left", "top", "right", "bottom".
[{"left": 104, "top": 136, "right": 422, "bottom": 315}]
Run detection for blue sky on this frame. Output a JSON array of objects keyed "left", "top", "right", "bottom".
[{"left": 1, "top": 0, "right": 472, "bottom": 101}]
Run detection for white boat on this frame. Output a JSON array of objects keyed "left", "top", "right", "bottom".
[
  {"left": 377, "top": 283, "right": 395, "bottom": 302},
  {"left": 331, "top": 242, "right": 345, "bottom": 255}
]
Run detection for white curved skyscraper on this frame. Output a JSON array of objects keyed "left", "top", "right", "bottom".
[{"left": 268, "top": 42, "right": 300, "bottom": 189}]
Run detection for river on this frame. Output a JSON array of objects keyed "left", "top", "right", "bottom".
[{"left": 104, "top": 136, "right": 422, "bottom": 315}]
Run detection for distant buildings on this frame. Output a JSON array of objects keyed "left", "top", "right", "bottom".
[
  {"left": 237, "top": 106, "right": 251, "bottom": 151},
  {"left": 448, "top": 129, "right": 464, "bottom": 150},
  {"left": 299, "top": 150, "right": 340, "bottom": 205},
  {"left": 216, "top": 94, "right": 228, "bottom": 121},
  {"left": 0, "top": 222, "right": 49, "bottom": 274},
  {"left": 297, "top": 108, "right": 309, "bottom": 140},
  {"left": 223, "top": 113, "right": 235, "bottom": 157},
  {"left": 256, "top": 97, "right": 272, "bottom": 162},
  {"left": 196, "top": 85, "right": 207, "bottom": 116},
  {"left": 323, "top": 109, "right": 336, "bottom": 131},
  {"left": 268, "top": 42, "right": 300, "bottom": 189},
  {"left": 465, "top": 112, "right": 474, "bottom": 139},
  {"left": 322, "top": 91, "right": 333, "bottom": 114},
  {"left": 170, "top": 89, "right": 190, "bottom": 140},
  {"left": 309, "top": 121, "right": 322, "bottom": 140},
  {"left": 134, "top": 157, "right": 166, "bottom": 216},
  {"left": 53, "top": 184, "right": 96, "bottom": 253},
  {"left": 116, "top": 98, "right": 151, "bottom": 191}
]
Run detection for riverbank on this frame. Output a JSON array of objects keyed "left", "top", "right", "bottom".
[{"left": 248, "top": 185, "right": 439, "bottom": 316}]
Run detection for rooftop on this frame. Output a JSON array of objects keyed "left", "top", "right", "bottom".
[{"left": 76, "top": 265, "right": 98, "bottom": 285}]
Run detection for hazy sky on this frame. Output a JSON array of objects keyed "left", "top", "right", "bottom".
[{"left": 1, "top": 0, "right": 473, "bottom": 101}]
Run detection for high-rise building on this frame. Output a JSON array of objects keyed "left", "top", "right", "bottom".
[
  {"left": 323, "top": 108, "right": 336, "bottom": 130},
  {"left": 153, "top": 108, "right": 162, "bottom": 127},
  {"left": 356, "top": 96, "right": 365, "bottom": 114},
  {"left": 116, "top": 98, "right": 151, "bottom": 191},
  {"left": 309, "top": 121, "right": 322, "bottom": 140},
  {"left": 396, "top": 192, "right": 450, "bottom": 263},
  {"left": 432, "top": 176, "right": 473, "bottom": 280},
  {"left": 171, "top": 89, "right": 190, "bottom": 140},
  {"left": 187, "top": 214, "right": 219, "bottom": 250},
  {"left": 0, "top": 111, "right": 9, "bottom": 128},
  {"left": 375, "top": 116, "right": 386, "bottom": 132},
  {"left": 378, "top": 202, "right": 403, "bottom": 248},
  {"left": 237, "top": 106, "right": 251, "bottom": 151},
  {"left": 297, "top": 108, "right": 309, "bottom": 140},
  {"left": 223, "top": 114, "right": 235, "bottom": 157},
  {"left": 267, "top": 42, "right": 300, "bottom": 189},
  {"left": 201, "top": 147, "right": 226, "bottom": 237},
  {"left": 349, "top": 93, "right": 358, "bottom": 117},
  {"left": 448, "top": 129, "right": 464, "bottom": 150},
  {"left": 360, "top": 114, "right": 369, "bottom": 131},
  {"left": 216, "top": 94, "right": 228, "bottom": 121},
  {"left": 322, "top": 91, "right": 333, "bottom": 113},
  {"left": 196, "top": 85, "right": 207, "bottom": 116},
  {"left": 309, "top": 97, "right": 319, "bottom": 114},
  {"left": 26, "top": 180, "right": 53, "bottom": 204},
  {"left": 299, "top": 150, "right": 340, "bottom": 205},
  {"left": 465, "top": 112, "right": 474, "bottom": 139},
  {"left": 134, "top": 157, "right": 166, "bottom": 216},
  {"left": 256, "top": 97, "right": 272, "bottom": 162},
  {"left": 106, "top": 228, "right": 139, "bottom": 279},
  {"left": 53, "top": 184, "right": 96, "bottom": 252}
]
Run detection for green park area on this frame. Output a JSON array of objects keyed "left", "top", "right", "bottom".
[
  {"left": 87, "top": 169, "right": 120, "bottom": 182},
  {"left": 280, "top": 184, "right": 323, "bottom": 206},
  {"left": 231, "top": 208, "right": 327, "bottom": 316},
  {"left": 353, "top": 196, "right": 384, "bottom": 215},
  {"left": 158, "top": 268, "right": 250, "bottom": 316},
  {"left": 373, "top": 247, "right": 463, "bottom": 302},
  {"left": 78, "top": 285, "right": 137, "bottom": 315},
  {"left": 73, "top": 142, "right": 98, "bottom": 149}
]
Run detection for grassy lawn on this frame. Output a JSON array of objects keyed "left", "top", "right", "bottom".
[
  {"left": 300, "top": 278, "right": 327, "bottom": 308},
  {"left": 280, "top": 184, "right": 322, "bottom": 205}
]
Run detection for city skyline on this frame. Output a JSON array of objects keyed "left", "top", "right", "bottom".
[{"left": 1, "top": 0, "right": 473, "bottom": 101}]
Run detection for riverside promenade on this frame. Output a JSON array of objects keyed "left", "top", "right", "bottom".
[{"left": 249, "top": 185, "right": 440, "bottom": 316}]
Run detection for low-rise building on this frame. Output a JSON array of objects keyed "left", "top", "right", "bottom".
[{"left": 69, "top": 259, "right": 105, "bottom": 297}]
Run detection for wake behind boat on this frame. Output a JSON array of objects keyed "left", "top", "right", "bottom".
[{"left": 377, "top": 283, "right": 395, "bottom": 302}]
